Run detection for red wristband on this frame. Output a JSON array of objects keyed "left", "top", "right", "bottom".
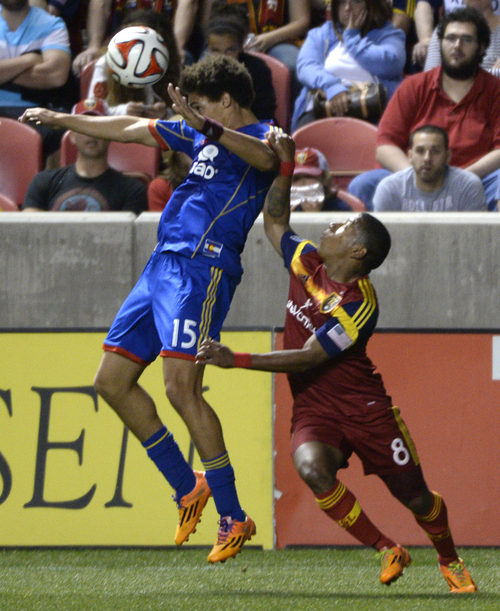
[
  {"left": 279, "top": 161, "right": 295, "bottom": 176},
  {"left": 233, "top": 352, "right": 252, "bottom": 368},
  {"left": 200, "top": 116, "right": 224, "bottom": 141}
]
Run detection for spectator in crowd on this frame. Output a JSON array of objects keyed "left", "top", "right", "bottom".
[
  {"left": 291, "top": 0, "right": 406, "bottom": 131},
  {"left": 71, "top": 0, "right": 178, "bottom": 75},
  {"left": 425, "top": 0, "right": 500, "bottom": 74},
  {"left": 348, "top": 7, "right": 500, "bottom": 211},
  {"left": 373, "top": 125, "right": 487, "bottom": 211},
  {"left": 291, "top": 147, "right": 352, "bottom": 211},
  {"left": 204, "top": 1, "right": 277, "bottom": 123},
  {"left": 412, "top": 0, "right": 443, "bottom": 67},
  {"left": 22, "top": 99, "right": 148, "bottom": 213},
  {"left": 413, "top": 0, "right": 500, "bottom": 67},
  {"left": 30, "top": 0, "right": 86, "bottom": 58},
  {"left": 0, "top": 0, "right": 73, "bottom": 160},
  {"left": 230, "top": 0, "right": 311, "bottom": 95},
  {"left": 147, "top": 149, "right": 191, "bottom": 211},
  {"left": 86, "top": 10, "right": 181, "bottom": 119}
]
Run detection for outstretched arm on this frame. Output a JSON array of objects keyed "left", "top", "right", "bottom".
[
  {"left": 262, "top": 131, "right": 295, "bottom": 256},
  {"left": 19, "top": 107, "right": 158, "bottom": 146},
  {"left": 196, "top": 336, "right": 329, "bottom": 374}
]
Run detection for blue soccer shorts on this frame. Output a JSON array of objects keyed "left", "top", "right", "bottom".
[{"left": 104, "top": 249, "right": 238, "bottom": 365}]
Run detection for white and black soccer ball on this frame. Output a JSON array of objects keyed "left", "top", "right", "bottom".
[{"left": 105, "top": 26, "right": 169, "bottom": 88}]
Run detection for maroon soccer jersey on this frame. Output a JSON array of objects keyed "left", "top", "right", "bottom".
[{"left": 281, "top": 231, "right": 393, "bottom": 419}]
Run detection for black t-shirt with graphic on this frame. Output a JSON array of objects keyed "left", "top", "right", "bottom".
[{"left": 22, "top": 165, "right": 148, "bottom": 214}]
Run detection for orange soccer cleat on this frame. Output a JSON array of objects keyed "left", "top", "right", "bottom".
[
  {"left": 378, "top": 544, "right": 412, "bottom": 585},
  {"left": 207, "top": 515, "right": 256, "bottom": 564},
  {"left": 174, "top": 471, "right": 212, "bottom": 545},
  {"left": 440, "top": 559, "right": 478, "bottom": 593}
]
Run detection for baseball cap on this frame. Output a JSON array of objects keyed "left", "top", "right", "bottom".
[
  {"left": 294, "top": 147, "right": 329, "bottom": 177},
  {"left": 72, "top": 99, "right": 107, "bottom": 116}
]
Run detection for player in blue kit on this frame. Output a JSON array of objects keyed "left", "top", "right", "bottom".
[{"left": 21, "top": 55, "right": 284, "bottom": 563}]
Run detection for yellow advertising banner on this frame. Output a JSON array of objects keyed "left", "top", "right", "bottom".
[{"left": 0, "top": 331, "right": 274, "bottom": 549}]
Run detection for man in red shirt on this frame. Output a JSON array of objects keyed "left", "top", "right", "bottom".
[
  {"left": 197, "top": 131, "right": 477, "bottom": 594},
  {"left": 348, "top": 6, "right": 500, "bottom": 210}
]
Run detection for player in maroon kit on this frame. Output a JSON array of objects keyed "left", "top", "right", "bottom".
[{"left": 196, "top": 131, "right": 477, "bottom": 593}]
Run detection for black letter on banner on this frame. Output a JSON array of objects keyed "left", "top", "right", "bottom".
[
  {"left": 105, "top": 426, "right": 132, "bottom": 508},
  {"left": 24, "top": 386, "right": 98, "bottom": 509},
  {"left": 0, "top": 389, "right": 13, "bottom": 505}
]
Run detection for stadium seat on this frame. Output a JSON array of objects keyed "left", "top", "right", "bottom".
[
  {"left": 336, "top": 189, "right": 366, "bottom": 212},
  {"left": 0, "top": 192, "right": 19, "bottom": 211},
  {"left": 79, "top": 59, "right": 97, "bottom": 99},
  {"left": 0, "top": 117, "right": 43, "bottom": 206},
  {"left": 249, "top": 51, "right": 292, "bottom": 133},
  {"left": 292, "top": 117, "right": 378, "bottom": 189},
  {"left": 60, "top": 130, "right": 161, "bottom": 183}
]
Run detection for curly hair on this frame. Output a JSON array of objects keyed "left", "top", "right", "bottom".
[
  {"left": 331, "top": 0, "right": 393, "bottom": 39},
  {"left": 180, "top": 55, "right": 255, "bottom": 109}
]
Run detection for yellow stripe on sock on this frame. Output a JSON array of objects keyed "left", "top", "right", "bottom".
[
  {"left": 338, "top": 500, "right": 362, "bottom": 529},
  {"left": 202, "top": 454, "right": 230, "bottom": 470},
  {"left": 316, "top": 482, "right": 346, "bottom": 510},
  {"left": 144, "top": 429, "right": 169, "bottom": 450}
]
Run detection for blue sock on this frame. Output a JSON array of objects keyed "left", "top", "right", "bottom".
[
  {"left": 142, "top": 426, "right": 196, "bottom": 500},
  {"left": 203, "top": 452, "right": 246, "bottom": 522}
]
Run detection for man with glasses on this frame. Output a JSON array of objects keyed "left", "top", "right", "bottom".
[{"left": 347, "top": 7, "right": 500, "bottom": 211}]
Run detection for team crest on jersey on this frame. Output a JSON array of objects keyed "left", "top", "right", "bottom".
[
  {"left": 298, "top": 273, "right": 310, "bottom": 284},
  {"left": 320, "top": 292, "right": 341, "bottom": 313}
]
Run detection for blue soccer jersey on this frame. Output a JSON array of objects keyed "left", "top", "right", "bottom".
[{"left": 149, "top": 119, "right": 278, "bottom": 279}]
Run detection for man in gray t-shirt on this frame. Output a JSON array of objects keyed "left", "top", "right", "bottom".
[{"left": 373, "top": 125, "right": 486, "bottom": 212}]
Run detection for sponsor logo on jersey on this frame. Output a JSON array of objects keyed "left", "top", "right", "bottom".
[
  {"left": 190, "top": 144, "right": 219, "bottom": 180},
  {"left": 320, "top": 292, "right": 341, "bottom": 313},
  {"left": 203, "top": 239, "right": 223, "bottom": 258},
  {"left": 286, "top": 298, "right": 316, "bottom": 334}
]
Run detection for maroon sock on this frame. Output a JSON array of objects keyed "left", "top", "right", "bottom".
[
  {"left": 316, "top": 480, "right": 395, "bottom": 551},
  {"left": 413, "top": 491, "right": 459, "bottom": 564}
]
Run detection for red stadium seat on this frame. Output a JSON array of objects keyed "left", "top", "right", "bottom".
[
  {"left": 336, "top": 189, "right": 366, "bottom": 212},
  {"left": 0, "top": 117, "right": 43, "bottom": 206},
  {"left": 60, "top": 130, "right": 161, "bottom": 183},
  {"left": 249, "top": 51, "right": 292, "bottom": 133},
  {"left": 0, "top": 192, "right": 19, "bottom": 211},
  {"left": 292, "top": 117, "right": 378, "bottom": 189}
]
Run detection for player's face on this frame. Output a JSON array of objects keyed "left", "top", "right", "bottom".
[
  {"left": 441, "top": 22, "right": 482, "bottom": 77},
  {"left": 188, "top": 93, "right": 226, "bottom": 124},
  {"left": 207, "top": 33, "right": 242, "bottom": 60},
  {"left": 408, "top": 132, "right": 450, "bottom": 186},
  {"left": 318, "top": 216, "right": 362, "bottom": 260}
]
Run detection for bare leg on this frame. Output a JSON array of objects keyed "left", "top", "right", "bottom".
[
  {"left": 94, "top": 351, "right": 163, "bottom": 442},
  {"left": 163, "top": 357, "right": 226, "bottom": 460}
]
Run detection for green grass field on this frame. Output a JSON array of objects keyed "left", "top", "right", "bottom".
[{"left": 1, "top": 547, "right": 498, "bottom": 611}]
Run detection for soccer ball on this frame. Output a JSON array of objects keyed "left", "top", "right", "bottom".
[{"left": 105, "top": 26, "right": 169, "bottom": 88}]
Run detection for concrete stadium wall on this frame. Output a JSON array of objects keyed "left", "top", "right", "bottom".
[{"left": 1, "top": 211, "right": 499, "bottom": 330}]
